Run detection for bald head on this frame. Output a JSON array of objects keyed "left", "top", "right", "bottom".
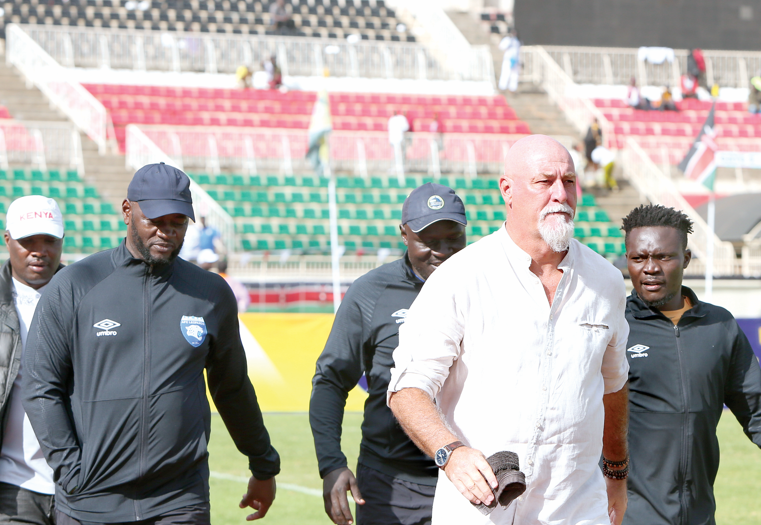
[{"left": 499, "top": 135, "right": 577, "bottom": 254}]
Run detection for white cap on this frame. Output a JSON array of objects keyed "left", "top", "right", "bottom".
[
  {"left": 6, "top": 196, "right": 64, "bottom": 240},
  {"left": 197, "top": 249, "right": 219, "bottom": 265}
]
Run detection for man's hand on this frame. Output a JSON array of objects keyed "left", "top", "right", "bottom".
[
  {"left": 605, "top": 477, "right": 627, "bottom": 525},
  {"left": 443, "top": 447, "right": 498, "bottom": 506},
  {"left": 322, "top": 467, "right": 365, "bottom": 525},
  {"left": 239, "top": 476, "right": 276, "bottom": 521}
]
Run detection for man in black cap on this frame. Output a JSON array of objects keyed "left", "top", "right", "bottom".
[
  {"left": 310, "top": 183, "right": 467, "bottom": 525},
  {"left": 22, "top": 163, "right": 280, "bottom": 524}
]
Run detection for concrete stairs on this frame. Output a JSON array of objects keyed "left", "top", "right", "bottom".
[{"left": 0, "top": 52, "right": 133, "bottom": 207}]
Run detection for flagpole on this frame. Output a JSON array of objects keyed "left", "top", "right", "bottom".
[
  {"left": 326, "top": 160, "right": 341, "bottom": 313},
  {"left": 705, "top": 191, "right": 715, "bottom": 302}
]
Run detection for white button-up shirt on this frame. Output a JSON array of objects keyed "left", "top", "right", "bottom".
[{"left": 388, "top": 226, "right": 629, "bottom": 524}]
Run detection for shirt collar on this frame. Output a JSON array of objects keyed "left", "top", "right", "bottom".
[
  {"left": 12, "top": 277, "right": 45, "bottom": 304},
  {"left": 497, "top": 223, "right": 574, "bottom": 270}
]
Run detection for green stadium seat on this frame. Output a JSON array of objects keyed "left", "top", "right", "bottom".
[
  {"left": 384, "top": 225, "right": 397, "bottom": 236},
  {"left": 84, "top": 186, "right": 98, "bottom": 199},
  {"left": 321, "top": 209, "right": 330, "bottom": 219},
  {"left": 309, "top": 193, "right": 323, "bottom": 204},
  {"left": 278, "top": 224, "right": 290, "bottom": 235},
  {"left": 344, "top": 240, "right": 357, "bottom": 251},
  {"left": 196, "top": 174, "right": 212, "bottom": 185},
  {"left": 0, "top": 187, "right": 6, "bottom": 197},
  {"left": 487, "top": 179, "right": 499, "bottom": 190},
  {"left": 303, "top": 209, "right": 316, "bottom": 219},
  {"left": 0, "top": 236, "right": 4, "bottom": 247},
  {"left": 231, "top": 175, "right": 246, "bottom": 186},
  {"left": 308, "top": 239, "right": 321, "bottom": 249},
  {"left": 301, "top": 177, "right": 315, "bottom": 187},
  {"left": 475, "top": 210, "right": 488, "bottom": 221},
  {"left": 250, "top": 206, "right": 264, "bottom": 217},
  {"left": 100, "top": 220, "right": 113, "bottom": 231},
  {"left": 366, "top": 225, "right": 379, "bottom": 236},
  {"left": 12, "top": 186, "right": 25, "bottom": 198},
  {"left": 607, "top": 226, "right": 623, "bottom": 238},
  {"left": 438, "top": 177, "right": 451, "bottom": 187},
  {"left": 100, "top": 237, "right": 115, "bottom": 250},
  {"left": 471, "top": 179, "right": 486, "bottom": 190},
  {"left": 292, "top": 240, "right": 304, "bottom": 250},
  {"left": 355, "top": 209, "right": 368, "bottom": 220},
  {"left": 47, "top": 187, "right": 62, "bottom": 199},
  {"left": 370, "top": 177, "right": 384, "bottom": 189},
  {"left": 464, "top": 194, "right": 478, "bottom": 206},
  {"left": 378, "top": 194, "right": 392, "bottom": 205},
  {"left": 580, "top": 194, "right": 596, "bottom": 207},
  {"left": 232, "top": 207, "right": 246, "bottom": 217},
  {"left": 291, "top": 192, "right": 305, "bottom": 204},
  {"left": 12, "top": 169, "right": 27, "bottom": 181},
  {"left": 336, "top": 177, "right": 351, "bottom": 188},
  {"left": 240, "top": 191, "right": 253, "bottom": 202},
  {"left": 481, "top": 195, "right": 495, "bottom": 206},
  {"left": 454, "top": 178, "right": 468, "bottom": 189},
  {"left": 468, "top": 226, "right": 484, "bottom": 236},
  {"left": 242, "top": 224, "right": 255, "bottom": 234},
  {"left": 296, "top": 224, "right": 308, "bottom": 235},
  {"left": 284, "top": 176, "right": 297, "bottom": 186},
  {"left": 0, "top": 169, "right": 6, "bottom": 180},
  {"left": 222, "top": 190, "right": 236, "bottom": 201},
  {"left": 586, "top": 242, "right": 602, "bottom": 253},
  {"left": 273, "top": 192, "right": 287, "bottom": 203},
  {"left": 274, "top": 239, "right": 287, "bottom": 250},
  {"left": 47, "top": 170, "right": 61, "bottom": 182},
  {"left": 343, "top": 194, "right": 357, "bottom": 205},
  {"left": 254, "top": 191, "right": 268, "bottom": 203},
  {"left": 83, "top": 204, "right": 97, "bottom": 215},
  {"left": 214, "top": 175, "right": 230, "bottom": 186},
  {"left": 391, "top": 210, "right": 402, "bottom": 221},
  {"left": 63, "top": 236, "right": 78, "bottom": 249},
  {"left": 361, "top": 194, "right": 375, "bottom": 205},
  {"left": 83, "top": 220, "right": 96, "bottom": 231},
  {"left": 81, "top": 237, "right": 95, "bottom": 250},
  {"left": 30, "top": 186, "right": 44, "bottom": 196},
  {"left": 494, "top": 210, "right": 506, "bottom": 221},
  {"left": 256, "top": 239, "right": 270, "bottom": 250},
  {"left": 574, "top": 226, "right": 588, "bottom": 238},
  {"left": 65, "top": 220, "right": 78, "bottom": 232},
  {"left": 336, "top": 225, "right": 345, "bottom": 236},
  {"left": 65, "top": 170, "right": 79, "bottom": 182},
  {"left": 313, "top": 225, "right": 326, "bottom": 235},
  {"left": 241, "top": 239, "right": 253, "bottom": 251},
  {"left": 373, "top": 209, "right": 386, "bottom": 220},
  {"left": 31, "top": 170, "right": 45, "bottom": 182},
  {"left": 379, "top": 241, "right": 392, "bottom": 249},
  {"left": 260, "top": 224, "right": 274, "bottom": 234},
  {"left": 351, "top": 177, "right": 366, "bottom": 189},
  {"left": 576, "top": 211, "right": 590, "bottom": 222},
  {"left": 339, "top": 209, "right": 351, "bottom": 220},
  {"left": 265, "top": 176, "right": 280, "bottom": 186},
  {"left": 395, "top": 194, "right": 406, "bottom": 204},
  {"left": 206, "top": 190, "right": 219, "bottom": 200},
  {"left": 348, "top": 225, "right": 362, "bottom": 236},
  {"left": 594, "top": 210, "right": 610, "bottom": 222},
  {"left": 284, "top": 208, "right": 297, "bottom": 218},
  {"left": 101, "top": 203, "right": 117, "bottom": 215}
]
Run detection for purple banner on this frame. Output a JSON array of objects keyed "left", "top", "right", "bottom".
[{"left": 737, "top": 318, "right": 761, "bottom": 360}]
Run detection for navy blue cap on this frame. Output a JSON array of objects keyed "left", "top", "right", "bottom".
[
  {"left": 127, "top": 162, "right": 195, "bottom": 221},
  {"left": 402, "top": 183, "right": 467, "bottom": 233}
]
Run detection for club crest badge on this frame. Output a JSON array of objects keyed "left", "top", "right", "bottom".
[
  {"left": 181, "top": 315, "right": 207, "bottom": 347},
  {"left": 427, "top": 195, "right": 444, "bottom": 210}
]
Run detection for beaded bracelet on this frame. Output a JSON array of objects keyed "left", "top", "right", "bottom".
[
  {"left": 603, "top": 463, "right": 629, "bottom": 480},
  {"left": 603, "top": 457, "right": 629, "bottom": 469}
]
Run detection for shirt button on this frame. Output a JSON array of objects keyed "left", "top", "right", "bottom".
[
  {"left": 527, "top": 458, "right": 534, "bottom": 466},
  {"left": 535, "top": 422, "right": 541, "bottom": 429},
  {"left": 547, "top": 351, "right": 552, "bottom": 356}
]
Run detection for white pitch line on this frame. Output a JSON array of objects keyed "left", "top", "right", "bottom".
[{"left": 210, "top": 471, "right": 322, "bottom": 497}]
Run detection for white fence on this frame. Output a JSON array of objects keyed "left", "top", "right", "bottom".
[
  {"left": 0, "top": 120, "right": 85, "bottom": 173},
  {"left": 124, "top": 124, "right": 236, "bottom": 250},
  {"left": 5, "top": 24, "right": 110, "bottom": 154},
  {"left": 18, "top": 24, "right": 494, "bottom": 83},
  {"left": 125, "top": 125, "right": 524, "bottom": 176},
  {"left": 531, "top": 45, "right": 761, "bottom": 88},
  {"left": 521, "top": 46, "right": 615, "bottom": 148},
  {"left": 621, "top": 137, "right": 740, "bottom": 276}
]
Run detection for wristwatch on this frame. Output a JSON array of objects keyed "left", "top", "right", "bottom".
[{"left": 434, "top": 440, "right": 464, "bottom": 469}]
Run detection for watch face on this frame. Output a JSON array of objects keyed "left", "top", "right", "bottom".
[{"left": 435, "top": 448, "right": 448, "bottom": 467}]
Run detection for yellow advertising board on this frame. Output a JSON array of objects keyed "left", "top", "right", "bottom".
[{"left": 210, "top": 313, "right": 368, "bottom": 412}]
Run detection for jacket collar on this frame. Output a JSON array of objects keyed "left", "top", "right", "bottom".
[
  {"left": 400, "top": 252, "right": 424, "bottom": 287},
  {"left": 629, "top": 285, "right": 707, "bottom": 320},
  {"left": 0, "top": 259, "right": 64, "bottom": 330},
  {"left": 111, "top": 238, "right": 175, "bottom": 278}
]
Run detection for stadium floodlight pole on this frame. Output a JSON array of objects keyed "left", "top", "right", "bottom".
[{"left": 325, "top": 159, "right": 342, "bottom": 313}]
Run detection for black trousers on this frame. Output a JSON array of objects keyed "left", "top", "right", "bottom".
[
  {"left": 355, "top": 464, "right": 435, "bottom": 525},
  {"left": 54, "top": 504, "right": 210, "bottom": 525},
  {"left": 0, "top": 482, "right": 55, "bottom": 525}
]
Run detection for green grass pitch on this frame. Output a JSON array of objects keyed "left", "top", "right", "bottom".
[{"left": 209, "top": 411, "right": 760, "bottom": 524}]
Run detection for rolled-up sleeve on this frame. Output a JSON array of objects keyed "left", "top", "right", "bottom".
[
  {"left": 387, "top": 263, "right": 465, "bottom": 403},
  {"left": 601, "top": 281, "right": 630, "bottom": 394}
]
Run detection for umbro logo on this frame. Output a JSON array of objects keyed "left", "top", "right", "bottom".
[
  {"left": 94, "top": 319, "right": 120, "bottom": 337},
  {"left": 627, "top": 344, "right": 650, "bottom": 358},
  {"left": 392, "top": 309, "right": 409, "bottom": 324}
]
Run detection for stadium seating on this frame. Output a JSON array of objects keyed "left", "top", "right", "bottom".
[
  {"left": 83, "top": 84, "right": 531, "bottom": 151},
  {"left": 0, "top": 106, "right": 11, "bottom": 119},
  {"left": 189, "top": 172, "right": 625, "bottom": 257},
  {"left": 593, "top": 97, "right": 761, "bottom": 163},
  {"left": 0, "top": 168, "right": 125, "bottom": 253},
  {"left": 0, "top": 0, "right": 413, "bottom": 41}
]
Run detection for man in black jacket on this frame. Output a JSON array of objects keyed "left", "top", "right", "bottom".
[
  {"left": 621, "top": 204, "right": 761, "bottom": 525},
  {"left": 1, "top": 196, "right": 65, "bottom": 525},
  {"left": 22, "top": 164, "right": 280, "bottom": 524},
  {"left": 310, "top": 183, "right": 467, "bottom": 525}
]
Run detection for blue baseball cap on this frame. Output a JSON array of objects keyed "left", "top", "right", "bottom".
[
  {"left": 402, "top": 183, "right": 467, "bottom": 233},
  {"left": 127, "top": 162, "right": 195, "bottom": 221}
]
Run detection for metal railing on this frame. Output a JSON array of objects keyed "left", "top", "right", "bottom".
[
  {"left": 521, "top": 46, "right": 615, "bottom": 148},
  {"left": 18, "top": 24, "right": 494, "bottom": 83},
  {"left": 621, "top": 137, "right": 740, "bottom": 275},
  {"left": 124, "top": 124, "right": 236, "bottom": 251},
  {"left": 5, "top": 24, "right": 110, "bottom": 154},
  {"left": 0, "top": 120, "right": 85, "bottom": 173},
  {"left": 533, "top": 45, "right": 761, "bottom": 88},
  {"left": 126, "top": 125, "right": 525, "bottom": 176}
]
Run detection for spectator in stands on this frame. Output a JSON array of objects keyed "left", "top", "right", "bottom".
[
  {"left": 570, "top": 142, "right": 588, "bottom": 195},
  {"left": 218, "top": 259, "right": 250, "bottom": 314},
  {"left": 584, "top": 118, "right": 602, "bottom": 164},
  {"left": 263, "top": 54, "right": 283, "bottom": 90},
  {"left": 591, "top": 144, "right": 618, "bottom": 192},
  {"left": 498, "top": 28, "right": 521, "bottom": 92},
  {"left": 748, "top": 76, "right": 761, "bottom": 115},
  {"left": 688, "top": 48, "right": 706, "bottom": 88},
  {"left": 236, "top": 65, "right": 253, "bottom": 89},
  {"left": 658, "top": 85, "right": 678, "bottom": 111},
  {"left": 0, "top": 196, "right": 64, "bottom": 525},
  {"left": 388, "top": 110, "right": 410, "bottom": 169},
  {"left": 311, "top": 183, "right": 467, "bottom": 525},
  {"left": 179, "top": 220, "right": 201, "bottom": 263},
  {"left": 199, "top": 215, "right": 225, "bottom": 255},
  {"left": 627, "top": 77, "right": 652, "bottom": 110},
  {"left": 680, "top": 73, "right": 699, "bottom": 99},
  {"left": 430, "top": 112, "right": 444, "bottom": 153},
  {"left": 269, "top": 0, "right": 295, "bottom": 32}
]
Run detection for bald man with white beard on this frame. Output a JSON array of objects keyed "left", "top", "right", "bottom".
[{"left": 387, "top": 135, "right": 631, "bottom": 525}]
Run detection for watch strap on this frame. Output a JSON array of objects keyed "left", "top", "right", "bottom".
[{"left": 445, "top": 440, "right": 464, "bottom": 453}]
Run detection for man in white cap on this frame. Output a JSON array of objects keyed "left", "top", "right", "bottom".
[{"left": 0, "top": 195, "right": 65, "bottom": 525}]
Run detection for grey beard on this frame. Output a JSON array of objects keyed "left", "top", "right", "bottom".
[{"left": 538, "top": 217, "right": 575, "bottom": 253}]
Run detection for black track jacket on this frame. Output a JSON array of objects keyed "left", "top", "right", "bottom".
[
  {"left": 22, "top": 241, "right": 280, "bottom": 522},
  {"left": 624, "top": 286, "right": 761, "bottom": 525},
  {"left": 310, "top": 254, "right": 437, "bottom": 485}
]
